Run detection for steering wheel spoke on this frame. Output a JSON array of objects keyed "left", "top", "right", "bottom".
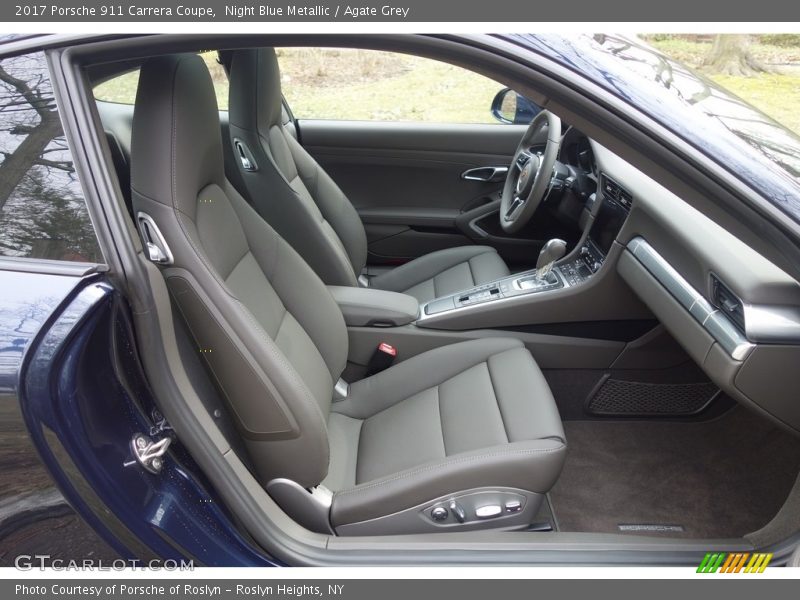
[
  {"left": 500, "top": 111, "right": 562, "bottom": 234},
  {"left": 504, "top": 196, "right": 525, "bottom": 221}
]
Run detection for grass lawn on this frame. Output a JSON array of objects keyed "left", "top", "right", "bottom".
[
  {"left": 94, "top": 49, "right": 505, "bottom": 124},
  {"left": 648, "top": 38, "right": 800, "bottom": 134},
  {"left": 276, "top": 48, "right": 503, "bottom": 123},
  {"left": 94, "top": 41, "right": 800, "bottom": 135}
]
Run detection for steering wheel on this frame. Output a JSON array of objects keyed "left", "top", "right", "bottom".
[{"left": 500, "top": 110, "right": 562, "bottom": 234}]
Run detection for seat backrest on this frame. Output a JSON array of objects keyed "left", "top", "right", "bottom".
[
  {"left": 130, "top": 53, "right": 348, "bottom": 488},
  {"left": 227, "top": 47, "right": 368, "bottom": 288}
]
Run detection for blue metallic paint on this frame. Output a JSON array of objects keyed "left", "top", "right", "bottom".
[
  {"left": 5, "top": 271, "right": 275, "bottom": 565},
  {"left": 2, "top": 33, "right": 800, "bottom": 564},
  {"left": 503, "top": 34, "right": 800, "bottom": 223}
]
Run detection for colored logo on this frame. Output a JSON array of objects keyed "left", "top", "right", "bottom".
[{"left": 697, "top": 552, "right": 773, "bottom": 573}]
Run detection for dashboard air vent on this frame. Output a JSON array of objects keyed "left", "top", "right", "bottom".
[
  {"left": 711, "top": 275, "right": 746, "bottom": 332},
  {"left": 601, "top": 175, "right": 633, "bottom": 210}
]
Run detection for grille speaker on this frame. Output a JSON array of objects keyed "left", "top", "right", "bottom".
[{"left": 586, "top": 376, "right": 719, "bottom": 417}]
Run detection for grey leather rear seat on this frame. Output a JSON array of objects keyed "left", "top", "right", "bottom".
[{"left": 130, "top": 54, "right": 566, "bottom": 535}]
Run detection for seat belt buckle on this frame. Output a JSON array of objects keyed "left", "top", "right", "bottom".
[{"left": 367, "top": 342, "right": 397, "bottom": 376}]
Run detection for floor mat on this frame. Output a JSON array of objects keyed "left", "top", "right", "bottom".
[{"left": 550, "top": 408, "right": 800, "bottom": 538}]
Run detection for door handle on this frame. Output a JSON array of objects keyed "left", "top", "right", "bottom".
[{"left": 461, "top": 166, "right": 508, "bottom": 183}]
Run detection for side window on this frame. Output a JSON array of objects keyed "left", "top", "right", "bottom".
[
  {"left": 0, "top": 52, "right": 101, "bottom": 262},
  {"left": 93, "top": 52, "right": 230, "bottom": 109},
  {"left": 276, "top": 48, "right": 508, "bottom": 124}
]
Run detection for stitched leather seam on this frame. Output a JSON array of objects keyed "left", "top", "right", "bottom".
[
  {"left": 484, "top": 359, "right": 510, "bottom": 444},
  {"left": 351, "top": 343, "right": 524, "bottom": 418},
  {"left": 434, "top": 385, "right": 447, "bottom": 457},
  {"left": 161, "top": 58, "right": 328, "bottom": 471},
  {"left": 223, "top": 247, "right": 254, "bottom": 285},
  {"left": 272, "top": 303, "right": 289, "bottom": 344},
  {"left": 335, "top": 444, "right": 564, "bottom": 497},
  {"left": 234, "top": 301, "right": 330, "bottom": 468},
  {"left": 466, "top": 256, "right": 476, "bottom": 287},
  {"left": 281, "top": 136, "right": 356, "bottom": 286},
  {"left": 352, "top": 417, "right": 364, "bottom": 485},
  {"left": 174, "top": 209, "right": 329, "bottom": 467}
]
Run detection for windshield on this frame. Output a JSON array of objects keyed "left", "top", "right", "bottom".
[
  {"left": 514, "top": 33, "right": 800, "bottom": 224},
  {"left": 594, "top": 35, "right": 800, "bottom": 179}
]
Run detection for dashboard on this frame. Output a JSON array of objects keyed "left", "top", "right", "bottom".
[
  {"left": 589, "top": 136, "right": 800, "bottom": 436},
  {"left": 429, "top": 125, "right": 800, "bottom": 437},
  {"left": 553, "top": 129, "right": 632, "bottom": 284}
]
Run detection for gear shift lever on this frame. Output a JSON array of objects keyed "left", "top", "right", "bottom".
[{"left": 536, "top": 238, "right": 567, "bottom": 280}]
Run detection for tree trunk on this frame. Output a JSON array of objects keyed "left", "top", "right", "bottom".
[
  {"left": 0, "top": 114, "right": 61, "bottom": 211},
  {"left": 702, "top": 34, "right": 770, "bottom": 76}
]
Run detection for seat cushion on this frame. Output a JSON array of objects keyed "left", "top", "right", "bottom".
[
  {"left": 325, "top": 338, "right": 566, "bottom": 527},
  {"left": 369, "top": 246, "right": 510, "bottom": 303}
]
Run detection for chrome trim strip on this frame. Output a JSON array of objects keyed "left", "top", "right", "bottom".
[
  {"left": 461, "top": 166, "right": 509, "bottom": 182},
  {"left": 627, "top": 237, "right": 755, "bottom": 361},
  {"left": 136, "top": 212, "right": 174, "bottom": 266},
  {"left": 0, "top": 256, "right": 105, "bottom": 277},
  {"left": 416, "top": 267, "right": 569, "bottom": 324}
]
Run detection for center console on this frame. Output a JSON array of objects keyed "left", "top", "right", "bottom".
[
  {"left": 421, "top": 238, "right": 606, "bottom": 317},
  {"left": 419, "top": 173, "right": 630, "bottom": 322}
]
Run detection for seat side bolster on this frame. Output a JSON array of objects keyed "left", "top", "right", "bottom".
[
  {"left": 285, "top": 132, "right": 369, "bottom": 276},
  {"left": 329, "top": 439, "right": 567, "bottom": 527}
]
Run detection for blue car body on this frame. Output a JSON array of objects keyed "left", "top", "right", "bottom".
[
  {"left": 0, "top": 33, "right": 798, "bottom": 566},
  {"left": 1, "top": 268, "right": 273, "bottom": 565}
]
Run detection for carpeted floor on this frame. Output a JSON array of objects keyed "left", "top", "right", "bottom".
[{"left": 549, "top": 407, "right": 800, "bottom": 538}]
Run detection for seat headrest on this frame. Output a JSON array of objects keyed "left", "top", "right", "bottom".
[
  {"left": 130, "top": 53, "right": 225, "bottom": 218},
  {"left": 228, "top": 47, "right": 283, "bottom": 132}
]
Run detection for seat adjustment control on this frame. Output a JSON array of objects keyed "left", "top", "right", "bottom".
[
  {"left": 450, "top": 500, "right": 466, "bottom": 523},
  {"left": 425, "top": 491, "right": 531, "bottom": 527},
  {"left": 475, "top": 505, "right": 503, "bottom": 519},
  {"left": 430, "top": 506, "right": 448, "bottom": 522}
]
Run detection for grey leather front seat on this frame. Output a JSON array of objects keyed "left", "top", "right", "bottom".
[
  {"left": 226, "top": 47, "right": 511, "bottom": 304},
  {"left": 130, "top": 54, "right": 566, "bottom": 535}
]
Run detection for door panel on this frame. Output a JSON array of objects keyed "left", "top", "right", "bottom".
[
  {"left": 7, "top": 271, "right": 272, "bottom": 565},
  {"left": 297, "top": 119, "right": 527, "bottom": 263}
]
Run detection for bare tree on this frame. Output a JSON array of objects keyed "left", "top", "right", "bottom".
[
  {"left": 702, "top": 35, "right": 770, "bottom": 77},
  {"left": 0, "top": 53, "right": 99, "bottom": 261},
  {"left": 0, "top": 58, "right": 68, "bottom": 210}
]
